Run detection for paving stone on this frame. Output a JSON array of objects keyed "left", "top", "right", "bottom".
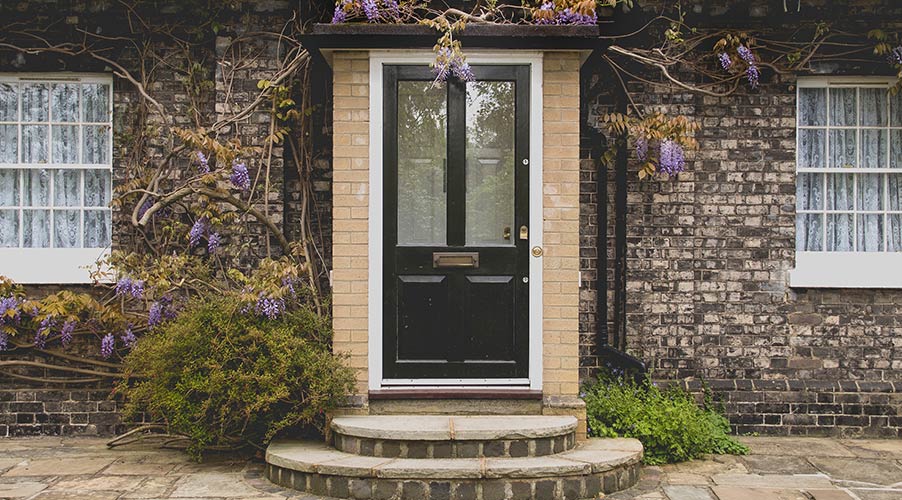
[
  {"left": 806, "top": 490, "right": 856, "bottom": 500},
  {"left": 710, "top": 486, "right": 809, "bottom": 500},
  {"left": 378, "top": 458, "right": 482, "bottom": 479},
  {"left": 120, "top": 476, "right": 180, "bottom": 498},
  {"left": 849, "top": 490, "right": 902, "bottom": 500},
  {"left": 737, "top": 438, "right": 854, "bottom": 458},
  {"left": 31, "top": 492, "right": 120, "bottom": 500},
  {"left": 0, "top": 459, "right": 25, "bottom": 473},
  {"left": 333, "top": 416, "right": 453, "bottom": 440},
  {"left": 3, "top": 456, "right": 115, "bottom": 476},
  {"left": 103, "top": 459, "right": 177, "bottom": 476},
  {"left": 0, "top": 481, "right": 48, "bottom": 498},
  {"left": 169, "top": 472, "right": 267, "bottom": 497},
  {"left": 451, "top": 416, "right": 576, "bottom": 440},
  {"left": 839, "top": 440, "right": 902, "bottom": 459},
  {"left": 484, "top": 456, "right": 590, "bottom": 478},
  {"left": 50, "top": 476, "right": 144, "bottom": 491},
  {"left": 808, "top": 457, "right": 902, "bottom": 485},
  {"left": 740, "top": 455, "right": 818, "bottom": 475},
  {"left": 662, "top": 485, "right": 716, "bottom": 500},
  {"left": 710, "top": 473, "right": 833, "bottom": 489},
  {"left": 665, "top": 472, "right": 710, "bottom": 485}
]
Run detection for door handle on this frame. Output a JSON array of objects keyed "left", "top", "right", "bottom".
[
  {"left": 503, "top": 227, "right": 511, "bottom": 240},
  {"left": 433, "top": 252, "right": 480, "bottom": 268},
  {"left": 519, "top": 225, "right": 529, "bottom": 240}
]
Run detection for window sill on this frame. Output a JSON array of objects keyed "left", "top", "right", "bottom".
[
  {"left": 790, "top": 252, "right": 902, "bottom": 288},
  {"left": 0, "top": 248, "right": 110, "bottom": 284}
]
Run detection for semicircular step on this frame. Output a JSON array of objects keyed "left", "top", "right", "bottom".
[{"left": 265, "top": 437, "right": 643, "bottom": 499}]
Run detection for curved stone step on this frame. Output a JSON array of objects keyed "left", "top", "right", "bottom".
[
  {"left": 331, "top": 415, "right": 578, "bottom": 458},
  {"left": 265, "top": 437, "right": 642, "bottom": 499}
]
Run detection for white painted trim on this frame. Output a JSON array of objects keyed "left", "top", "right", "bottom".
[
  {"left": 0, "top": 248, "right": 109, "bottom": 284},
  {"left": 382, "top": 378, "right": 530, "bottom": 386},
  {"left": 790, "top": 252, "right": 902, "bottom": 288},
  {"left": 367, "top": 50, "right": 544, "bottom": 390}
]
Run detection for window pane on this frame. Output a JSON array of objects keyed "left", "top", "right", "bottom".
[
  {"left": 53, "top": 210, "right": 80, "bottom": 248},
  {"left": 796, "top": 214, "right": 823, "bottom": 251},
  {"left": 84, "top": 169, "right": 111, "bottom": 207},
  {"left": 23, "top": 169, "right": 50, "bottom": 207},
  {"left": 0, "top": 210, "right": 17, "bottom": 247},
  {"left": 857, "top": 215, "right": 884, "bottom": 252},
  {"left": 0, "top": 125, "right": 17, "bottom": 163},
  {"left": 829, "top": 129, "right": 856, "bottom": 168},
  {"left": 829, "top": 88, "right": 857, "bottom": 126},
  {"left": 22, "top": 209, "right": 49, "bottom": 247},
  {"left": 82, "top": 125, "right": 110, "bottom": 165},
  {"left": 826, "top": 173, "right": 853, "bottom": 211},
  {"left": 54, "top": 169, "right": 81, "bottom": 207},
  {"left": 84, "top": 210, "right": 110, "bottom": 247},
  {"left": 82, "top": 84, "right": 110, "bottom": 123},
  {"left": 466, "top": 81, "right": 515, "bottom": 246},
  {"left": 21, "top": 125, "right": 47, "bottom": 163},
  {"left": 796, "top": 173, "right": 823, "bottom": 210},
  {"left": 51, "top": 83, "right": 79, "bottom": 122},
  {"left": 0, "top": 169, "right": 18, "bottom": 206},
  {"left": 52, "top": 125, "right": 79, "bottom": 164},
  {"left": 892, "top": 130, "right": 902, "bottom": 169},
  {"left": 861, "top": 130, "right": 887, "bottom": 169},
  {"left": 860, "top": 88, "right": 887, "bottom": 126},
  {"left": 826, "top": 213, "right": 854, "bottom": 251},
  {"left": 888, "top": 174, "right": 902, "bottom": 211},
  {"left": 798, "top": 88, "right": 826, "bottom": 126},
  {"left": 889, "top": 215, "right": 902, "bottom": 252},
  {"left": 397, "top": 81, "right": 447, "bottom": 246},
  {"left": 891, "top": 91, "right": 902, "bottom": 127},
  {"left": 798, "top": 129, "right": 825, "bottom": 168},
  {"left": 21, "top": 84, "right": 48, "bottom": 122},
  {"left": 0, "top": 83, "right": 17, "bottom": 121},
  {"left": 856, "top": 174, "right": 883, "bottom": 211}
]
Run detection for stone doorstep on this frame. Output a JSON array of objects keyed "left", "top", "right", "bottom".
[
  {"left": 330, "top": 415, "right": 578, "bottom": 441},
  {"left": 265, "top": 437, "right": 642, "bottom": 481}
]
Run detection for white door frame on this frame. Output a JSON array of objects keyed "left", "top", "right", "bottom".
[{"left": 367, "top": 50, "right": 544, "bottom": 391}]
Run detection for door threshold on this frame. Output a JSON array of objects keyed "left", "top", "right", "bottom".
[{"left": 369, "top": 388, "right": 543, "bottom": 400}]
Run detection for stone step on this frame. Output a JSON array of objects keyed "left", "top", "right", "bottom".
[
  {"left": 265, "top": 437, "right": 643, "bottom": 500},
  {"left": 331, "top": 415, "right": 578, "bottom": 458}
]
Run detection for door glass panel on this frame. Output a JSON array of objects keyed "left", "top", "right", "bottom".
[
  {"left": 397, "top": 81, "right": 447, "bottom": 245},
  {"left": 465, "top": 81, "right": 515, "bottom": 246}
]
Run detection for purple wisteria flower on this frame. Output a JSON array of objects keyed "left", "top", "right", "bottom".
[
  {"left": 137, "top": 198, "right": 154, "bottom": 220},
  {"left": 635, "top": 136, "right": 649, "bottom": 162},
  {"left": 432, "top": 47, "right": 452, "bottom": 82},
  {"left": 452, "top": 61, "right": 475, "bottom": 82},
  {"left": 0, "top": 296, "right": 21, "bottom": 324},
  {"left": 888, "top": 46, "right": 902, "bottom": 65},
  {"left": 197, "top": 151, "right": 210, "bottom": 173},
  {"left": 384, "top": 0, "right": 400, "bottom": 20},
  {"left": 207, "top": 232, "right": 221, "bottom": 253},
  {"left": 535, "top": 2, "right": 596, "bottom": 25},
  {"left": 34, "top": 316, "right": 54, "bottom": 349},
  {"left": 148, "top": 294, "right": 178, "bottom": 327},
  {"left": 60, "top": 319, "right": 76, "bottom": 347},
  {"left": 737, "top": 45, "right": 755, "bottom": 63},
  {"left": 658, "top": 139, "right": 686, "bottom": 176},
  {"left": 362, "top": 0, "right": 379, "bottom": 21},
  {"left": 331, "top": 1, "right": 348, "bottom": 24},
  {"left": 101, "top": 333, "right": 115, "bottom": 359},
  {"left": 115, "top": 277, "right": 145, "bottom": 299},
  {"left": 189, "top": 217, "right": 208, "bottom": 248},
  {"left": 255, "top": 295, "right": 286, "bottom": 320},
  {"left": 718, "top": 52, "right": 732, "bottom": 70},
  {"left": 746, "top": 64, "right": 760, "bottom": 89},
  {"left": 230, "top": 162, "right": 251, "bottom": 191},
  {"left": 0, "top": 332, "right": 7, "bottom": 351},
  {"left": 534, "top": 2, "right": 555, "bottom": 24},
  {"left": 121, "top": 325, "right": 137, "bottom": 349}
]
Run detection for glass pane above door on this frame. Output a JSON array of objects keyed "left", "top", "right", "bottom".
[
  {"left": 397, "top": 80, "right": 447, "bottom": 246},
  {"left": 466, "top": 81, "right": 515, "bottom": 246}
]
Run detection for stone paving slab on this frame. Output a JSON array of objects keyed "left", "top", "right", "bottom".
[
  {"left": 1, "top": 435, "right": 902, "bottom": 499},
  {"left": 330, "top": 414, "right": 577, "bottom": 441}
]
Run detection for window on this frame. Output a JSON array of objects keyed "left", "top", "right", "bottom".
[
  {"left": 0, "top": 74, "right": 112, "bottom": 283},
  {"left": 791, "top": 78, "right": 902, "bottom": 287}
]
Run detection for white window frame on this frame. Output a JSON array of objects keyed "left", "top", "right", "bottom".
[
  {"left": 0, "top": 73, "right": 113, "bottom": 284},
  {"left": 367, "top": 51, "right": 544, "bottom": 390},
  {"left": 791, "top": 76, "right": 902, "bottom": 288}
]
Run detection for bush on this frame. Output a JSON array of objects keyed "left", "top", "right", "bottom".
[
  {"left": 583, "top": 376, "right": 748, "bottom": 465},
  {"left": 118, "top": 295, "right": 355, "bottom": 458}
]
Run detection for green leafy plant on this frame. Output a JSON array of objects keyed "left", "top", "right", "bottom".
[
  {"left": 117, "top": 294, "right": 355, "bottom": 459},
  {"left": 583, "top": 374, "right": 748, "bottom": 465}
]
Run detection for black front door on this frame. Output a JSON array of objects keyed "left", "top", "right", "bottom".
[{"left": 383, "top": 65, "right": 530, "bottom": 380}]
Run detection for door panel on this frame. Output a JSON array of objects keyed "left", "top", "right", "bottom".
[{"left": 383, "top": 65, "right": 530, "bottom": 381}]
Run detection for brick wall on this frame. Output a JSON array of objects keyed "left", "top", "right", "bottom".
[
  {"left": 331, "top": 51, "right": 371, "bottom": 402},
  {"left": 0, "top": 390, "right": 124, "bottom": 437},
  {"left": 577, "top": 0, "right": 902, "bottom": 437}
]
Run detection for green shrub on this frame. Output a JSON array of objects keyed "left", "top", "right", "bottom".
[
  {"left": 118, "top": 295, "right": 355, "bottom": 458},
  {"left": 583, "top": 376, "right": 748, "bottom": 465}
]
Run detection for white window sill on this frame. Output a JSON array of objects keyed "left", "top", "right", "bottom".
[
  {"left": 0, "top": 248, "right": 110, "bottom": 284},
  {"left": 790, "top": 252, "right": 902, "bottom": 288}
]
